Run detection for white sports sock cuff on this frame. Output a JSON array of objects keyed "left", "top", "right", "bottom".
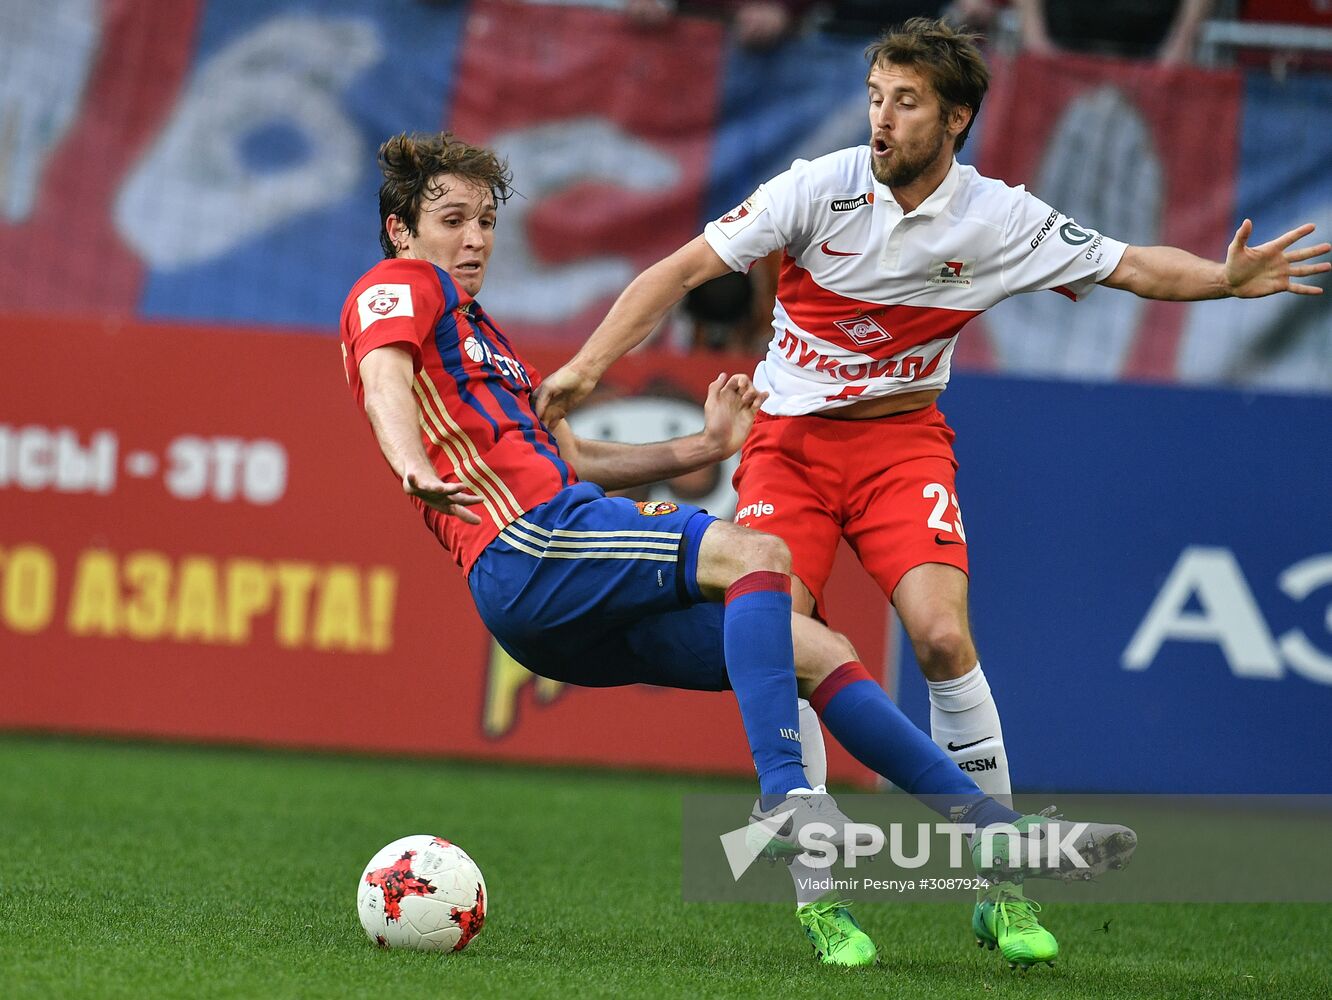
[{"left": 926, "top": 662, "right": 990, "bottom": 713}]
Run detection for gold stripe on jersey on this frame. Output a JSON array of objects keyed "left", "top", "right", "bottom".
[
  {"left": 412, "top": 392, "right": 507, "bottom": 527},
  {"left": 414, "top": 411, "right": 509, "bottom": 529},
  {"left": 412, "top": 378, "right": 522, "bottom": 525},
  {"left": 415, "top": 374, "right": 525, "bottom": 519}
]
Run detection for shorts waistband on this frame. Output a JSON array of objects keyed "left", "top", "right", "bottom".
[{"left": 756, "top": 402, "right": 941, "bottom": 425}]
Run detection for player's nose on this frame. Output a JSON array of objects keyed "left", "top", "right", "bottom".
[{"left": 462, "top": 221, "right": 487, "bottom": 247}]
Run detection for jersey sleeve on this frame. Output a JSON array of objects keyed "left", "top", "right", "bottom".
[
  {"left": 703, "top": 160, "right": 815, "bottom": 272},
  {"left": 1000, "top": 189, "right": 1128, "bottom": 301},
  {"left": 344, "top": 260, "right": 446, "bottom": 372}
]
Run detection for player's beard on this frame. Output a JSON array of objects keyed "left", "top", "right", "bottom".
[{"left": 870, "top": 121, "right": 949, "bottom": 188}]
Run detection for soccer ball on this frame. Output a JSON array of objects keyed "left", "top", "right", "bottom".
[{"left": 356, "top": 835, "right": 487, "bottom": 952}]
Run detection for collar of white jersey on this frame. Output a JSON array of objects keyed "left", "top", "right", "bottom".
[{"left": 872, "top": 157, "right": 962, "bottom": 220}]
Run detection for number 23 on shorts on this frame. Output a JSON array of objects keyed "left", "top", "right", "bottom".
[{"left": 923, "top": 482, "right": 966, "bottom": 542}]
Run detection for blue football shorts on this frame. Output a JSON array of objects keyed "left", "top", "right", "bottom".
[{"left": 468, "top": 482, "right": 731, "bottom": 691}]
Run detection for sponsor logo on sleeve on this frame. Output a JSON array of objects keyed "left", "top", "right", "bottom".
[
  {"left": 833, "top": 314, "right": 892, "bottom": 347},
  {"left": 357, "top": 283, "right": 414, "bottom": 329},
  {"left": 927, "top": 259, "right": 974, "bottom": 286},
  {"left": 1030, "top": 210, "right": 1060, "bottom": 249},
  {"left": 830, "top": 192, "right": 872, "bottom": 212},
  {"left": 1059, "top": 222, "right": 1093, "bottom": 246},
  {"left": 714, "top": 192, "right": 764, "bottom": 238}
]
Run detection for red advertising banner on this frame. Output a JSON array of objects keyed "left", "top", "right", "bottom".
[
  {"left": 0, "top": 317, "right": 890, "bottom": 785},
  {"left": 448, "top": 1, "right": 725, "bottom": 343},
  {"left": 972, "top": 52, "right": 1242, "bottom": 381}
]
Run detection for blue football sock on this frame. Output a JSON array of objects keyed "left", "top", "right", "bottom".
[
  {"left": 724, "top": 572, "right": 807, "bottom": 801},
  {"left": 811, "top": 662, "right": 1021, "bottom": 826}
]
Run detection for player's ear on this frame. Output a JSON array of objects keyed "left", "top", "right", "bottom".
[
  {"left": 386, "top": 215, "right": 410, "bottom": 255},
  {"left": 948, "top": 104, "right": 972, "bottom": 141}
]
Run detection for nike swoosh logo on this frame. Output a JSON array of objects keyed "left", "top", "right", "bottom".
[
  {"left": 934, "top": 535, "right": 964, "bottom": 546},
  {"left": 820, "top": 240, "right": 861, "bottom": 257},
  {"left": 947, "top": 738, "right": 990, "bottom": 751}
]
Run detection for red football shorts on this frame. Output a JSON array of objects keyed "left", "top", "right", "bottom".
[{"left": 732, "top": 403, "right": 968, "bottom": 614}]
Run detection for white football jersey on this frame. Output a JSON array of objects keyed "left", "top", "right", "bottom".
[{"left": 704, "top": 148, "right": 1127, "bottom": 415}]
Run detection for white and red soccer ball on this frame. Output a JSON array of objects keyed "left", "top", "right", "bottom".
[{"left": 357, "top": 835, "right": 487, "bottom": 952}]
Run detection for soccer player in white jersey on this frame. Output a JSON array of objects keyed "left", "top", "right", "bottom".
[{"left": 535, "top": 17, "right": 1330, "bottom": 968}]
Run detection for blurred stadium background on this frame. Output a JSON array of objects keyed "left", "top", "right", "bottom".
[
  {"left": 4, "top": 3, "right": 1332, "bottom": 997},
  {"left": 2, "top": 0, "right": 1330, "bottom": 796}
]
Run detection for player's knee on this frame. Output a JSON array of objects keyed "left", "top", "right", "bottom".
[
  {"left": 738, "top": 529, "right": 791, "bottom": 577},
  {"left": 794, "top": 619, "right": 857, "bottom": 690},
  {"left": 911, "top": 621, "right": 975, "bottom": 677}
]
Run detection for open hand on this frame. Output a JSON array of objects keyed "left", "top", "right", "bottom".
[
  {"left": 402, "top": 470, "right": 484, "bottom": 524},
  {"left": 1225, "top": 220, "right": 1330, "bottom": 298}
]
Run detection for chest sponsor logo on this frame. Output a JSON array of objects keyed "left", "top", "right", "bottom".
[
  {"left": 928, "top": 260, "right": 974, "bottom": 286},
  {"left": 636, "top": 500, "right": 679, "bottom": 516},
  {"left": 463, "top": 336, "right": 487, "bottom": 363},
  {"left": 356, "top": 283, "right": 414, "bottom": 329},
  {"left": 462, "top": 334, "right": 532, "bottom": 388},
  {"left": 830, "top": 193, "right": 872, "bottom": 212},
  {"left": 776, "top": 329, "right": 945, "bottom": 388},
  {"left": 833, "top": 314, "right": 893, "bottom": 347}
]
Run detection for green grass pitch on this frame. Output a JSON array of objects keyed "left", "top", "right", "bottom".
[{"left": 1, "top": 736, "right": 1328, "bottom": 999}]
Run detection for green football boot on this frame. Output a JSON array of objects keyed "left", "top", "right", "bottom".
[
  {"left": 973, "top": 881, "right": 1058, "bottom": 970},
  {"left": 797, "top": 895, "right": 878, "bottom": 967}
]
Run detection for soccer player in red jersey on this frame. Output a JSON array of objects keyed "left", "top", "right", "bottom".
[
  {"left": 533, "top": 18, "right": 1329, "bottom": 967},
  {"left": 343, "top": 131, "right": 1142, "bottom": 969}
]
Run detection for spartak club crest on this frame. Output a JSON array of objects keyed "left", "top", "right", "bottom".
[{"left": 833, "top": 314, "right": 892, "bottom": 347}]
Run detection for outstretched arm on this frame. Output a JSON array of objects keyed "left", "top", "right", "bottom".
[
  {"left": 552, "top": 373, "right": 764, "bottom": 492},
  {"left": 532, "top": 236, "right": 732, "bottom": 427},
  {"left": 1102, "top": 221, "right": 1330, "bottom": 301},
  {"left": 359, "top": 346, "right": 484, "bottom": 524}
]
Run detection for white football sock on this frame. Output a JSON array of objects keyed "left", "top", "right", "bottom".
[
  {"left": 797, "top": 698, "right": 827, "bottom": 788},
  {"left": 789, "top": 855, "right": 832, "bottom": 907},
  {"left": 927, "top": 663, "right": 1012, "bottom": 806},
  {"left": 789, "top": 698, "right": 830, "bottom": 906}
]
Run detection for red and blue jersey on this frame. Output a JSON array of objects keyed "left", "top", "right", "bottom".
[{"left": 340, "top": 258, "right": 576, "bottom": 573}]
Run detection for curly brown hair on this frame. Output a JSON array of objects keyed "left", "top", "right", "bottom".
[
  {"left": 865, "top": 18, "right": 990, "bottom": 153},
  {"left": 377, "top": 132, "right": 514, "bottom": 258}
]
